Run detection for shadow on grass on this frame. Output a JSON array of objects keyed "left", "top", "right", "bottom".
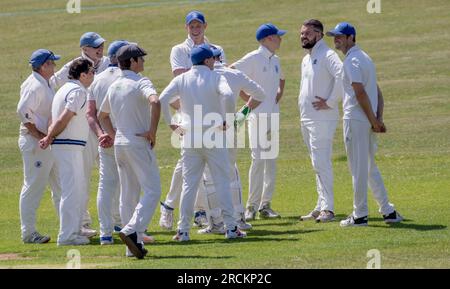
[
  {"left": 150, "top": 255, "right": 233, "bottom": 260},
  {"left": 369, "top": 222, "right": 447, "bottom": 231},
  {"left": 149, "top": 236, "right": 301, "bottom": 246}
]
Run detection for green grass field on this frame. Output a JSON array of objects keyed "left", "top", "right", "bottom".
[{"left": 0, "top": 0, "right": 449, "bottom": 269}]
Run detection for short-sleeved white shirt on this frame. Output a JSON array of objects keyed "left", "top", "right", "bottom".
[
  {"left": 88, "top": 66, "right": 122, "bottom": 114},
  {"left": 232, "top": 45, "right": 284, "bottom": 114},
  {"left": 100, "top": 70, "right": 157, "bottom": 147},
  {"left": 51, "top": 80, "right": 89, "bottom": 150},
  {"left": 170, "top": 35, "right": 227, "bottom": 72},
  {"left": 214, "top": 62, "right": 266, "bottom": 114},
  {"left": 17, "top": 72, "right": 55, "bottom": 136},
  {"left": 343, "top": 45, "right": 378, "bottom": 122},
  {"left": 299, "top": 39, "right": 343, "bottom": 121}
]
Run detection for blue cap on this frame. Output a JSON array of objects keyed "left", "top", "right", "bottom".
[
  {"left": 326, "top": 22, "right": 356, "bottom": 37},
  {"left": 107, "top": 40, "right": 130, "bottom": 57},
  {"left": 209, "top": 45, "right": 222, "bottom": 58},
  {"left": 185, "top": 11, "right": 206, "bottom": 24},
  {"left": 29, "top": 49, "right": 61, "bottom": 68},
  {"left": 256, "top": 23, "right": 286, "bottom": 41},
  {"left": 80, "top": 32, "right": 106, "bottom": 47},
  {"left": 191, "top": 44, "right": 215, "bottom": 65}
]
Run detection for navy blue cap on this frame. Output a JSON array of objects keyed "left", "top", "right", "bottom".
[
  {"left": 256, "top": 23, "right": 286, "bottom": 41},
  {"left": 80, "top": 32, "right": 106, "bottom": 47},
  {"left": 29, "top": 49, "right": 61, "bottom": 68},
  {"left": 116, "top": 44, "right": 147, "bottom": 61},
  {"left": 185, "top": 10, "right": 206, "bottom": 24},
  {"left": 191, "top": 44, "right": 215, "bottom": 65},
  {"left": 108, "top": 40, "right": 131, "bottom": 57},
  {"left": 326, "top": 22, "right": 356, "bottom": 37}
]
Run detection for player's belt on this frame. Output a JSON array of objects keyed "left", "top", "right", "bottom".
[{"left": 51, "top": 138, "right": 87, "bottom": 146}]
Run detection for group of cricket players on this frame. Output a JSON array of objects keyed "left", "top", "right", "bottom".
[{"left": 17, "top": 10, "right": 403, "bottom": 259}]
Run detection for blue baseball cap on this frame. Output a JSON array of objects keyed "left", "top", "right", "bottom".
[
  {"left": 185, "top": 10, "right": 206, "bottom": 24},
  {"left": 191, "top": 44, "right": 215, "bottom": 65},
  {"left": 209, "top": 45, "right": 222, "bottom": 58},
  {"left": 80, "top": 32, "right": 106, "bottom": 48},
  {"left": 29, "top": 49, "right": 61, "bottom": 68},
  {"left": 256, "top": 23, "right": 286, "bottom": 41},
  {"left": 326, "top": 22, "right": 356, "bottom": 37},
  {"left": 108, "top": 40, "right": 131, "bottom": 57}
]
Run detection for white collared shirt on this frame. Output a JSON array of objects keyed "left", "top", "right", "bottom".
[
  {"left": 100, "top": 70, "right": 157, "bottom": 147},
  {"left": 342, "top": 45, "right": 378, "bottom": 122},
  {"left": 17, "top": 71, "right": 55, "bottom": 136},
  {"left": 88, "top": 66, "right": 121, "bottom": 114},
  {"left": 159, "top": 65, "right": 233, "bottom": 131},
  {"left": 51, "top": 55, "right": 110, "bottom": 89},
  {"left": 232, "top": 45, "right": 284, "bottom": 114},
  {"left": 51, "top": 80, "right": 89, "bottom": 150},
  {"left": 170, "top": 35, "right": 227, "bottom": 72},
  {"left": 299, "top": 39, "right": 344, "bottom": 121},
  {"left": 214, "top": 62, "right": 266, "bottom": 114}
]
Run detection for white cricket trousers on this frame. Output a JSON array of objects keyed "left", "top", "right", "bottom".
[
  {"left": 247, "top": 114, "right": 277, "bottom": 210},
  {"left": 115, "top": 145, "right": 161, "bottom": 241},
  {"left": 344, "top": 119, "right": 395, "bottom": 218},
  {"left": 163, "top": 157, "right": 208, "bottom": 211},
  {"left": 18, "top": 135, "right": 61, "bottom": 239},
  {"left": 203, "top": 147, "right": 244, "bottom": 222},
  {"left": 178, "top": 147, "right": 236, "bottom": 232},
  {"left": 97, "top": 148, "right": 121, "bottom": 237},
  {"left": 52, "top": 148, "right": 86, "bottom": 244},
  {"left": 301, "top": 120, "right": 338, "bottom": 212},
  {"left": 81, "top": 131, "right": 98, "bottom": 226}
]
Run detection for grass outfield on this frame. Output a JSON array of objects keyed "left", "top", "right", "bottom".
[{"left": 0, "top": 0, "right": 449, "bottom": 268}]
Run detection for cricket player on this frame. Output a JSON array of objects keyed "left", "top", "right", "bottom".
[
  {"left": 198, "top": 46, "right": 266, "bottom": 234},
  {"left": 98, "top": 44, "right": 161, "bottom": 259},
  {"left": 159, "top": 44, "right": 247, "bottom": 241},
  {"left": 87, "top": 40, "right": 129, "bottom": 245},
  {"left": 326, "top": 22, "right": 403, "bottom": 226},
  {"left": 39, "top": 58, "right": 95, "bottom": 246},
  {"left": 231, "top": 23, "right": 286, "bottom": 220},
  {"left": 52, "top": 32, "right": 109, "bottom": 235},
  {"left": 17, "top": 49, "right": 62, "bottom": 244},
  {"left": 298, "top": 19, "right": 344, "bottom": 223},
  {"left": 160, "top": 10, "right": 227, "bottom": 230}
]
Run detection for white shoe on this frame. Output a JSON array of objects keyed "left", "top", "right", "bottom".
[
  {"left": 159, "top": 202, "right": 174, "bottom": 230},
  {"left": 340, "top": 215, "right": 368, "bottom": 227},
  {"left": 23, "top": 232, "right": 51, "bottom": 244},
  {"left": 58, "top": 235, "right": 90, "bottom": 246},
  {"left": 315, "top": 210, "right": 335, "bottom": 223},
  {"left": 299, "top": 210, "right": 320, "bottom": 221},
  {"left": 383, "top": 210, "right": 403, "bottom": 223},
  {"left": 198, "top": 222, "right": 225, "bottom": 234},
  {"left": 225, "top": 226, "right": 247, "bottom": 239},
  {"left": 172, "top": 230, "right": 190, "bottom": 242},
  {"left": 193, "top": 210, "right": 208, "bottom": 227},
  {"left": 80, "top": 225, "right": 97, "bottom": 238},
  {"left": 140, "top": 232, "right": 155, "bottom": 244},
  {"left": 237, "top": 218, "right": 252, "bottom": 230}
]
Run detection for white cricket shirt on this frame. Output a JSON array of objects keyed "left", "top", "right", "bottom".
[
  {"left": 232, "top": 45, "right": 284, "bottom": 114},
  {"left": 299, "top": 39, "right": 343, "bottom": 121},
  {"left": 100, "top": 70, "right": 158, "bottom": 147},
  {"left": 343, "top": 45, "right": 378, "bottom": 122}
]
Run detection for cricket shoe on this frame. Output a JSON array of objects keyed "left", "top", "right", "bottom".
[
  {"left": 172, "top": 230, "right": 190, "bottom": 242},
  {"left": 119, "top": 232, "right": 146, "bottom": 259},
  {"left": 198, "top": 222, "right": 226, "bottom": 234},
  {"left": 259, "top": 204, "right": 281, "bottom": 219},
  {"left": 141, "top": 232, "right": 155, "bottom": 244},
  {"left": 244, "top": 206, "right": 257, "bottom": 221},
  {"left": 100, "top": 236, "right": 114, "bottom": 245},
  {"left": 340, "top": 215, "right": 368, "bottom": 227},
  {"left": 315, "top": 210, "right": 335, "bottom": 223},
  {"left": 299, "top": 210, "right": 320, "bottom": 221},
  {"left": 383, "top": 210, "right": 403, "bottom": 224},
  {"left": 225, "top": 226, "right": 247, "bottom": 239},
  {"left": 23, "top": 231, "right": 51, "bottom": 244},
  {"left": 237, "top": 215, "right": 252, "bottom": 230},
  {"left": 193, "top": 210, "right": 208, "bottom": 227},
  {"left": 80, "top": 224, "right": 97, "bottom": 238},
  {"left": 57, "top": 235, "right": 90, "bottom": 246}
]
